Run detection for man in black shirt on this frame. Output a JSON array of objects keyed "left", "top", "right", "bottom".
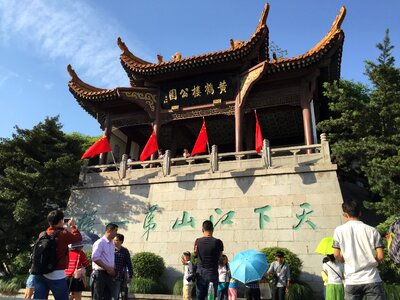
[{"left": 194, "top": 220, "right": 224, "bottom": 300}]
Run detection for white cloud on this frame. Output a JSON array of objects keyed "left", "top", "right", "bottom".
[
  {"left": 0, "top": 0, "right": 151, "bottom": 88},
  {"left": 44, "top": 83, "right": 54, "bottom": 90},
  {"left": 0, "top": 66, "right": 18, "bottom": 88}
]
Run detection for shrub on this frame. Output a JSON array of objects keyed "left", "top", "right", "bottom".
[
  {"left": 260, "top": 247, "right": 303, "bottom": 282},
  {"left": 131, "top": 252, "right": 165, "bottom": 280},
  {"left": 8, "top": 251, "right": 31, "bottom": 275},
  {"left": 129, "top": 277, "right": 168, "bottom": 294},
  {"left": 0, "top": 279, "right": 20, "bottom": 295},
  {"left": 173, "top": 279, "right": 183, "bottom": 295},
  {"left": 287, "top": 282, "right": 314, "bottom": 300},
  {"left": 384, "top": 283, "right": 400, "bottom": 300}
]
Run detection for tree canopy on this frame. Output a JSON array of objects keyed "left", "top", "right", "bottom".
[
  {"left": 0, "top": 116, "right": 95, "bottom": 274},
  {"left": 318, "top": 29, "right": 400, "bottom": 217}
]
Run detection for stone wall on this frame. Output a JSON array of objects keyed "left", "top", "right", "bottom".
[{"left": 67, "top": 154, "right": 344, "bottom": 297}]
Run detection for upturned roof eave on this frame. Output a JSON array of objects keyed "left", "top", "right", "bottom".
[{"left": 118, "top": 3, "right": 270, "bottom": 78}]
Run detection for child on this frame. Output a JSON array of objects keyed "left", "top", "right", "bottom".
[
  {"left": 218, "top": 254, "right": 230, "bottom": 300},
  {"left": 228, "top": 278, "right": 238, "bottom": 300},
  {"left": 182, "top": 251, "right": 194, "bottom": 300},
  {"left": 65, "top": 242, "right": 90, "bottom": 300},
  {"left": 323, "top": 254, "right": 344, "bottom": 300}
]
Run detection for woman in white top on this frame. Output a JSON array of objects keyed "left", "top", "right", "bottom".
[
  {"left": 218, "top": 255, "right": 230, "bottom": 300},
  {"left": 323, "top": 254, "right": 344, "bottom": 300}
]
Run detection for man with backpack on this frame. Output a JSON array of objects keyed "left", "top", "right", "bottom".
[{"left": 32, "top": 210, "right": 82, "bottom": 300}]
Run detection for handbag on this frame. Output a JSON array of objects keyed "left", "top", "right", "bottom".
[
  {"left": 72, "top": 252, "right": 86, "bottom": 286},
  {"left": 260, "top": 282, "right": 272, "bottom": 299}
]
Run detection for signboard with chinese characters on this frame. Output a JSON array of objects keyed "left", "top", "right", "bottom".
[{"left": 160, "top": 74, "right": 236, "bottom": 109}]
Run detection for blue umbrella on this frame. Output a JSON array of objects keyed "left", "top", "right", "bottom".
[{"left": 229, "top": 249, "right": 269, "bottom": 284}]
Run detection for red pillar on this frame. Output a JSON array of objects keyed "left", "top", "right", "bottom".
[
  {"left": 235, "top": 104, "right": 243, "bottom": 152},
  {"left": 301, "top": 98, "right": 314, "bottom": 152}
]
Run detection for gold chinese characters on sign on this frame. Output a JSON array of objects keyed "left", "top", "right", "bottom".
[{"left": 163, "top": 80, "right": 228, "bottom": 104}]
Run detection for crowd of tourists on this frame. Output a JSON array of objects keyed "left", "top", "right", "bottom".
[{"left": 25, "top": 198, "right": 389, "bottom": 300}]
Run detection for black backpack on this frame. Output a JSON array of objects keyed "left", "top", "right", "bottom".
[{"left": 30, "top": 229, "right": 62, "bottom": 275}]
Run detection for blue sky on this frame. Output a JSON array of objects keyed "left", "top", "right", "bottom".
[{"left": 0, "top": 0, "right": 399, "bottom": 139}]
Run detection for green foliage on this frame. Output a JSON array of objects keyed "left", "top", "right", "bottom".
[
  {"left": 129, "top": 277, "right": 169, "bottom": 294},
  {"left": 8, "top": 251, "right": 31, "bottom": 275},
  {"left": 375, "top": 218, "right": 400, "bottom": 283},
  {"left": 131, "top": 252, "right": 166, "bottom": 281},
  {"left": 286, "top": 282, "right": 314, "bottom": 300},
  {"left": 260, "top": 247, "right": 303, "bottom": 282},
  {"left": 317, "top": 30, "right": 400, "bottom": 217},
  {"left": 384, "top": 283, "right": 400, "bottom": 300},
  {"left": 172, "top": 279, "right": 183, "bottom": 295},
  {"left": 0, "top": 279, "right": 21, "bottom": 295},
  {"left": 0, "top": 116, "right": 96, "bottom": 274}
]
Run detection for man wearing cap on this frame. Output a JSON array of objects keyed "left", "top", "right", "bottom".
[
  {"left": 266, "top": 251, "right": 291, "bottom": 300},
  {"left": 92, "top": 223, "right": 119, "bottom": 300}
]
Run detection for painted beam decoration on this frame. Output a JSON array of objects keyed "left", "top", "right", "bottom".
[{"left": 160, "top": 73, "right": 237, "bottom": 109}]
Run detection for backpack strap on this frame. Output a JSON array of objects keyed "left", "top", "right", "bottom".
[{"left": 324, "top": 262, "right": 343, "bottom": 280}]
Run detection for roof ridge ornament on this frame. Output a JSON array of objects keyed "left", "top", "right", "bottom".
[
  {"left": 331, "top": 6, "right": 346, "bottom": 32},
  {"left": 117, "top": 37, "right": 151, "bottom": 65},
  {"left": 257, "top": 3, "right": 270, "bottom": 31},
  {"left": 67, "top": 64, "right": 78, "bottom": 80},
  {"left": 117, "top": 36, "right": 129, "bottom": 54},
  {"left": 67, "top": 64, "right": 109, "bottom": 92}
]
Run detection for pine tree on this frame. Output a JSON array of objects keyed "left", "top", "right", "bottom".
[{"left": 318, "top": 30, "right": 400, "bottom": 217}]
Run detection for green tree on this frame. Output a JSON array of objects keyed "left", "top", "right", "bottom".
[
  {"left": 318, "top": 29, "right": 400, "bottom": 217},
  {"left": 0, "top": 116, "right": 93, "bottom": 274}
]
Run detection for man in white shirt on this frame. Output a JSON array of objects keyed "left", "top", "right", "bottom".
[
  {"left": 92, "top": 223, "right": 119, "bottom": 300},
  {"left": 333, "top": 200, "right": 386, "bottom": 300}
]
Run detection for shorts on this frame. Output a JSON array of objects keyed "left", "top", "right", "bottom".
[{"left": 26, "top": 274, "right": 36, "bottom": 288}]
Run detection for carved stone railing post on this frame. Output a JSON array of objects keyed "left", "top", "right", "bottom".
[
  {"left": 320, "top": 133, "right": 331, "bottom": 163},
  {"left": 162, "top": 150, "right": 171, "bottom": 176},
  {"left": 120, "top": 154, "right": 128, "bottom": 179},
  {"left": 210, "top": 145, "right": 219, "bottom": 173},
  {"left": 262, "top": 139, "right": 272, "bottom": 169}
]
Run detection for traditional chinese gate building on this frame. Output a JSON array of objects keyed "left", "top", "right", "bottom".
[
  {"left": 68, "top": 4, "right": 345, "bottom": 161},
  {"left": 67, "top": 4, "right": 346, "bottom": 298}
]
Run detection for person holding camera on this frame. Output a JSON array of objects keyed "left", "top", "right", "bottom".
[
  {"left": 266, "top": 251, "right": 290, "bottom": 300},
  {"left": 182, "top": 251, "right": 194, "bottom": 300},
  {"left": 33, "top": 210, "right": 82, "bottom": 300}
]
